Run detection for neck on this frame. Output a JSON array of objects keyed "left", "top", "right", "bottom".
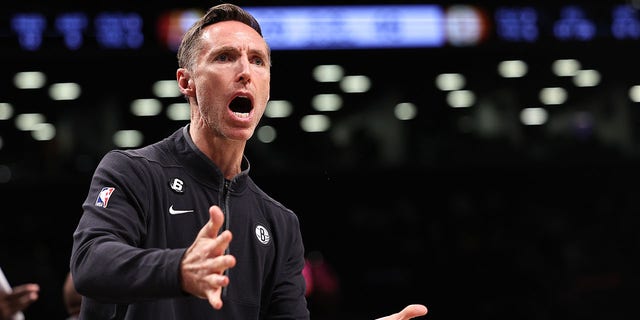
[{"left": 189, "top": 125, "right": 246, "bottom": 180}]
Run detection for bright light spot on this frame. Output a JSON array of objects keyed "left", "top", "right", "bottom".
[
  {"left": 435, "top": 73, "right": 466, "bottom": 91},
  {"left": 552, "top": 59, "right": 581, "bottom": 77},
  {"left": 629, "top": 85, "right": 640, "bottom": 102},
  {"left": 497, "top": 60, "right": 528, "bottom": 78},
  {"left": 14, "top": 71, "right": 46, "bottom": 89},
  {"left": 265, "top": 100, "right": 293, "bottom": 118},
  {"left": 13, "top": 71, "right": 47, "bottom": 89},
  {"left": 49, "top": 82, "right": 81, "bottom": 100},
  {"left": 15, "top": 113, "right": 45, "bottom": 131},
  {"left": 312, "top": 94, "right": 342, "bottom": 112},
  {"left": 153, "top": 80, "right": 181, "bottom": 98},
  {"left": 394, "top": 102, "right": 417, "bottom": 120},
  {"left": 0, "top": 103, "right": 14, "bottom": 120},
  {"left": 447, "top": 90, "right": 476, "bottom": 108},
  {"left": 573, "top": 69, "right": 600, "bottom": 87},
  {"left": 31, "top": 122, "right": 56, "bottom": 140},
  {"left": 130, "top": 98, "right": 162, "bottom": 116},
  {"left": 113, "top": 130, "right": 144, "bottom": 148},
  {"left": 340, "top": 75, "right": 371, "bottom": 93},
  {"left": 256, "top": 125, "right": 277, "bottom": 143},
  {"left": 539, "top": 87, "right": 567, "bottom": 105},
  {"left": 166, "top": 102, "right": 190, "bottom": 120},
  {"left": 313, "top": 64, "right": 344, "bottom": 82},
  {"left": 445, "top": 5, "right": 487, "bottom": 46},
  {"left": 300, "top": 114, "right": 331, "bottom": 132},
  {"left": 519, "top": 107, "right": 548, "bottom": 125}
]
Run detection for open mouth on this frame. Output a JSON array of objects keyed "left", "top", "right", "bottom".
[{"left": 229, "top": 96, "right": 253, "bottom": 117}]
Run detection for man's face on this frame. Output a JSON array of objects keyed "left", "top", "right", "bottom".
[{"left": 190, "top": 20, "right": 271, "bottom": 142}]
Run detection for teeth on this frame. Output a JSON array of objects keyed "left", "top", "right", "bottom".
[{"left": 233, "top": 112, "right": 250, "bottom": 118}]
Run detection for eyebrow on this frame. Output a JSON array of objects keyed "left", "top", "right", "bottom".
[{"left": 213, "top": 45, "right": 266, "bottom": 56}]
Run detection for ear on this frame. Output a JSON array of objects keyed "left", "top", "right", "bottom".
[{"left": 176, "top": 68, "right": 194, "bottom": 97}]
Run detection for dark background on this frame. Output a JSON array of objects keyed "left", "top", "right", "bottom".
[{"left": 1, "top": 0, "right": 639, "bottom": 319}]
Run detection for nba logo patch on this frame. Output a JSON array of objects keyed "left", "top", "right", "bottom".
[{"left": 95, "top": 187, "right": 116, "bottom": 208}]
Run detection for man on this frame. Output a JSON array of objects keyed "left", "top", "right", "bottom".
[{"left": 70, "top": 3, "right": 427, "bottom": 319}]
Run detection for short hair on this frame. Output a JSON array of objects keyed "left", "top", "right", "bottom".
[{"left": 176, "top": 3, "right": 268, "bottom": 71}]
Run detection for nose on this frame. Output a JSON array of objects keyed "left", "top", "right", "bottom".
[{"left": 236, "top": 56, "right": 251, "bottom": 84}]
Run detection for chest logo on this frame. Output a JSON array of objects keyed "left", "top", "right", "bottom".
[
  {"left": 255, "top": 225, "right": 271, "bottom": 245},
  {"left": 169, "top": 205, "right": 194, "bottom": 215},
  {"left": 169, "top": 178, "right": 185, "bottom": 193}
]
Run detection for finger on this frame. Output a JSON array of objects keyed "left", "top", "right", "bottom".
[
  {"left": 8, "top": 285, "right": 39, "bottom": 304},
  {"left": 11, "top": 283, "right": 39, "bottom": 295},
  {"left": 208, "top": 253, "right": 237, "bottom": 272},
  {"left": 204, "top": 275, "right": 227, "bottom": 310},
  {"left": 208, "top": 205, "right": 225, "bottom": 234},
  {"left": 210, "top": 230, "right": 233, "bottom": 257},
  {"left": 195, "top": 205, "right": 225, "bottom": 240},
  {"left": 397, "top": 304, "right": 428, "bottom": 319},
  {"left": 207, "top": 287, "right": 223, "bottom": 310}
]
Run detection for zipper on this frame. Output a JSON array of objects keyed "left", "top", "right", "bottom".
[{"left": 221, "top": 178, "right": 231, "bottom": 297}]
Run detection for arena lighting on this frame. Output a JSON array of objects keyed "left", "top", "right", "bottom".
[
  {"left": 312, "top": 65, "right": 345, "bottom": 83},
  {"left": 394, "top": 102, "right": 418, "bottom": 121},
  {"left": 552, "top": 59, "right": 582, "bottom": 77},
  {"left": 435, "top": 73, "right": 466, "bottom": 91},
  {"left": 446, "top": 90, "right": 475, "bottom": 108},
  {"left": 520, "top": 107, "right": 548, "bottom": 126},
  {"left": 14, "top": 113, "right": 46, "bottom": 131},
  {"left": 339, "top": 75, "right": 371, "bottom": 93},
  {"left": 13, "top": 71, "right": 46, "bottom": 89},
  {"left": 312, "top": 94, "right": 343, "bottom": 112},
  {"left": 157, "top": 9, "right": 204, "bottom": 51},
  {"left": 166, "top": 103, "right": 190, "bottom": 121},
  {"left": 48, "top": 82, "right": 81, "bottom": 101},
  {"left": 0, "top": 103, "right": 15, "bottom": 121},
  {"left": 113, "top": 129, "right": 144, "bottom": 148},
  {"left": 497, "top": 60, "right": 528, "bottom": 78},
  {"left": 5, "top": 2, "right": 637, "bottom": 52},
  {"left": 256, "top": 125, "right": 277, "bottom": 143},
  {"left": 630, "top": 85, "right": 640, "bottom": 102},
  {"left": 246, "top": 5, "right": 445, "bottom": 50},
  {"left": 444, "top": 4, "right": 490, "bottom": 46},
  {"left": 300, "top": 114, "right": 331, "bottom": 133},
  {"left": 573, "top": 69, "right": 601, "bottom": 87},
  {"left": 539, "top": 87, "right": 568, "bottom": 105},
  {"left": 264, "top": 100, "right": 293, "bottom": 118}
]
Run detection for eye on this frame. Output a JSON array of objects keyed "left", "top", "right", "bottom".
[
  {"left": 252, "top": 57, "right": 264, "bottom": 66},
  {"left": 215, "top": 53, "right": 229, "bottom": 62}
]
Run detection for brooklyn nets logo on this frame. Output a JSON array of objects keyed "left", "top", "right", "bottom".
[{"left": 254, "top": 225, "right": 271, "bottom": 245}]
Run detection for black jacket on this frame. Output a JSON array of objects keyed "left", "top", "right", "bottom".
[{"left": 70, "top": 125, "right": 309, "bottom": 319}]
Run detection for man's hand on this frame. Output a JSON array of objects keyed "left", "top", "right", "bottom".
[
  {"left": 180, "top": 205, "right": 236, "bottom": 310},
  {"left": 0, "top": 283, "right": 39, "bottom": 320},
  {"left": 375, "top": 304, "right": 428, "bottom": 320}
]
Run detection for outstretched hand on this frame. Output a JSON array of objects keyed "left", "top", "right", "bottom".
[
  {"left": 0, "top": 283, "right": 39, "bottom": 320},
  {"left": 375, "top": 304, "right": 428, "bottom": 320},
  {"left": 180, "top": 205, "right": 236, "bottom": 310}
]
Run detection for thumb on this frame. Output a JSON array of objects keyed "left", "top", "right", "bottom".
[
  {"left": 397, "top": 304, "right": 428, "bottom": 319},
  {"left": 197, "top": 205, "right": 225, "bottom": 239},
  {"left": 375, "top": 304, "right": 428, "bottom": 320}
]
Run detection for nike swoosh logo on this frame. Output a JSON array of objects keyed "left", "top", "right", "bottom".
[{"left": 169, "top": 205, "right": 194, "bottom": 215}]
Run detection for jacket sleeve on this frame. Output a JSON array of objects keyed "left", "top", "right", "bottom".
[
  {"left": 266, "top": 213, "right": 310, "bottom": 319},
  {"left": 70, "top": 151, "right": 186, "bottom": 303}
]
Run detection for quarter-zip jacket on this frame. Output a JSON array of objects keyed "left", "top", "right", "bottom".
[{"left": 70, "top": 125, "right": 310, "bottom": 319}]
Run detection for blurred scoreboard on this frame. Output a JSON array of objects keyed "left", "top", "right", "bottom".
[{"left": 1, "top": 2, "right": 639, "bottom": 55}]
